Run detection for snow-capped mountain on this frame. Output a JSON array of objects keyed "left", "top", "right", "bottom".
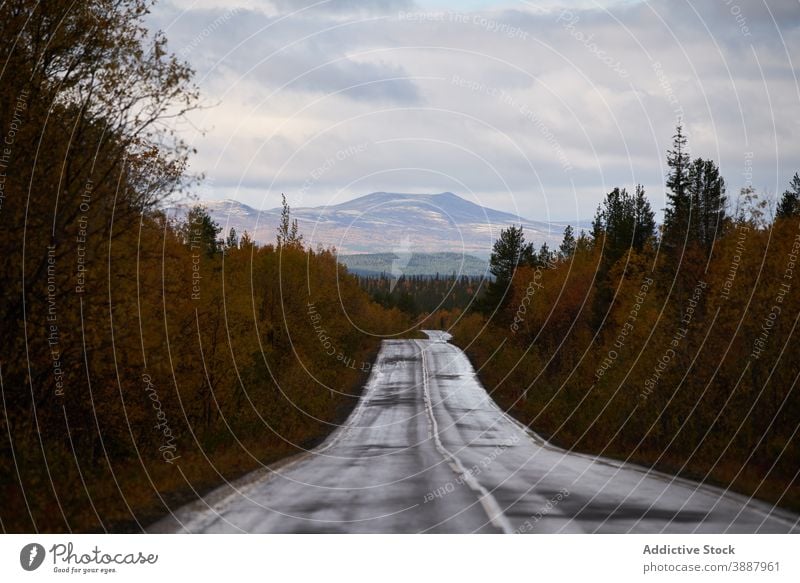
[{"left": 165, "top": 192, "right": 573, "bottom": 257}]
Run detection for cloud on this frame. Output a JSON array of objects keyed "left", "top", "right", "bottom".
[
  {"left": 157, "top": 4, "right": 421, "bottom": 102},
  {"left": 149, "top": 0, "right": 800, "bottom": 221},
  {"left": 268, "top": 0, "right": 416, "bottom": 16}
]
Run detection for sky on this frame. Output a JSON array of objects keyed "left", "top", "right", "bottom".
[{"left": 147, "top": 0, "right": 800, "bottom": 222}]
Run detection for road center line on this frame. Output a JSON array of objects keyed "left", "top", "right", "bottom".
[{"left": 416, "top": 340, "right": 514, "bottom": 534}]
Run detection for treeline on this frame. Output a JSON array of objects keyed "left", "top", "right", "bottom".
[
  {"left": 450, "top": 127, "right": 800, "bottom": 511},
  {"left": 0, "top": 1, "right": 405, "bottom": 532},
  {"left": 357, "top": 273, "right": 487, "bottom": 316}
]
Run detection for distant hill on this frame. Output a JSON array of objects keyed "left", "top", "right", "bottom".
[
  {"left": 165, "top": 191, "right": 583, "bottom": 256},
  {"left": 338, "top": 252, "right": 489, "bottom": 277}
]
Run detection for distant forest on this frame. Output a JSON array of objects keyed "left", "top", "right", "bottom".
[
  {"left": 338, "top": 251, "right": 489, "bottom": 278},
  {"left": 356, "top": 274, "right": 487, "bottom": 316}
]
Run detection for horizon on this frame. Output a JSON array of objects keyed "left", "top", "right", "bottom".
[
  {"left": 175, "top": 189, "right": 589, "bottom": 223},
  {"left": 180, "top": 189, "right": 538, "bottom": 214},
  {"left": 171, "top": 189, "right": 599, "bottom": 229}
]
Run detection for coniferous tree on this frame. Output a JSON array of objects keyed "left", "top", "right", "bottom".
[
  {"left": 277, "top": 193, "right": 303, "bottom": 248},
  {"left": 575, "top": 229, "right": 592, "bottom": 254},
  {"left": 593, "top": 186, "right": 653, "bottom": 263},
  {"left": 489, "top": 226, "right": 534, "bottom": 280},
  {"left": 239, "top": 230, "right": 255, "bottom": 249},
  {"left": 687, "top": 158, "right": 727, "bottom": 254},
  {"left": 633, "top": 184, "right": 657, "bottom": 250},
  {"left": 559, "top": 225, "right": 577, "bottom": 259},
  {"left": 186, "top": 205, "right": 222, "bottom": 256},
  {"left": 662, "top": 125, "right": 692, "bottom": 252},
  {"left": 776, "top": 172, "right": 800, "bottom": 219},
  {"left": 536, "top": 242, "right": 554, "bottom": 267},
  {"left": 591, "top": 185, "right": 655, "bottom": 328},
  {"left": 225, "top": 227, "right": 239, "bottom": 250},
  {"left": 482, "top": 225, "right": 533, "bottom": 313}
]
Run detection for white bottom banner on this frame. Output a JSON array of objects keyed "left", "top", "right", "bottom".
[{"left": 1, "top": 534, "right": 797, "bottom": 582}]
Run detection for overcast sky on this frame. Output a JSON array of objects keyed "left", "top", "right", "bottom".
[{"left": 148, "top": 0, "right": 800, "bottom": 222}]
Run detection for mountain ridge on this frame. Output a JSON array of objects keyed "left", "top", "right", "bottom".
[{"left": 165, "top": 191, "right": 579, "bottom": 256}]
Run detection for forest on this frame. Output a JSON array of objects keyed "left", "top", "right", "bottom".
[
  {"left": 1, "top": 0, "right": 798, "bottom": 534},
  {"left": 444, "top": 127, "right": 800, "bottom": 512},
  {"left": 0, "top": 0, "right": 406, "bottom": 532},
  {"left": 357, "top": 273, "right": 487, "bottom": 316}
]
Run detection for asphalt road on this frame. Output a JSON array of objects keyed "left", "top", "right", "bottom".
[{"left": 152, "top": 331, "right": 799, "bottom": 533}]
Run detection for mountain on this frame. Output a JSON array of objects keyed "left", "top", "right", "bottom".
[{"left": 165, "top": 191, "right": 575, "bottom": 257}]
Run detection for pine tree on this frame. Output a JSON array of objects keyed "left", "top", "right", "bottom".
[
  {"left": 225, "top": 227, "right": 239, "bottom": 250},
  {"left": 239, "top": 230, "right": 255, "bottom": 249},
  {"left": 590, "top": 186, "right": 655, "bottom": 329},
  {"left": 633, "top": 184, "right": 656, "bottom": 250},
  {"left": 536, "top": 242, "right": 554, "bottom": 267},
  {"left": 663, "top": 125, "right": 691, "bottom": 251},
  {"left": 559, "top": 225, "right": 576, "bottom": 259},
  {"left": 686, "top": 158, "right": 727, "bottom": 253},
  {"left": 488, "top": 226, "right": 533, "bottom": 281},
  {"left": 482, "top": 225, "right": 533, "bottom": 313},
  {"left": 776, "top": 172, "right": 800, "bottom": 219},
  {"left": 593, "top": 186, "right": 653, "bottom": 262},
  {"left": 185, "top": 205, "right": 222, "bottom": 256},
  {"left": 277, "top": 193, "right": 304, "bottom": 248},
  {"left": 575, "top": 229, "right": 592, "bottom": 254}
]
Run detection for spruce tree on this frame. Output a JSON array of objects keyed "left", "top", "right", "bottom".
[
  {"left": 594, "top": 186, "right": 653, "bottom": 262},
  {"left": 559, "top": 225, "right": 576, "bottom": 259},
  {"left": 185, "top": 205, "right": 222, "bottom": 256},
  {"left": 536, "top": 242, "right": 554, "bottom": 267},
  {"left": 482, "top": 225, "right": 533, "bottom": 313},
  {"left": 225, "top": 227, "right": 239, "bottom": 250},
  {"left": 686, "top": 158, "right": 727, "bottom": 254},
  {"left": 633, "top": 184, "right": 656, "bottom": 250},
  {"left": 776, "top": 173, "right": 800, "bottom": 219},
  {"left": 488, "top": 225, "right": 533, "bottom": 282},
  {"left": 277, "top": 193, "right": 304, "bottom": 248},
  {"left": 663, "top": 125, "right": 691, "bottom": 251},
  {"left": 590, "top": 185, "right": 656, "bottom": 329}
]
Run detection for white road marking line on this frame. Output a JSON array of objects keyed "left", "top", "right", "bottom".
[
  {"left": 437, "top": 338, "right": 799, "bottom": 531},
  {"left": 416, "top": 340, "right": 514, "bottom": 534}
]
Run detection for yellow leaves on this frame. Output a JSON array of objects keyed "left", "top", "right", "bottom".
[{"left": 454, "top": 224, "right": 799, "bottom": 510}]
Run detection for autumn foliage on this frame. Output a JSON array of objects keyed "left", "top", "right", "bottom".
[
  {"left": 453, "top": 173, "right": 800, "bottom": 512},
  {"left": 0, "top": 0, "right": 405, "bottom": 532}
]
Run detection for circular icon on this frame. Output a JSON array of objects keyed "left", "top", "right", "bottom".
[{"left": 20, "top": 543, "right": 46, "bottom": 571}]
